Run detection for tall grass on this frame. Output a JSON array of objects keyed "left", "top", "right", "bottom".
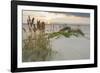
[{"left": 22, "top": 16, "right": 54, "bottom": 62}]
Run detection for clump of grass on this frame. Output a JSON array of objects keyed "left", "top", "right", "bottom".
[
  {"left": 48, "top": 28, "right": 84, "bottom": 39},
  {"left": 22, "top": 16, "right": 54, "bottom": 62}
]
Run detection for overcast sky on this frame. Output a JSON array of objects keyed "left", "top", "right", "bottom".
[{"left": 22, "top": 10, "right": 90, "bottom": 25}]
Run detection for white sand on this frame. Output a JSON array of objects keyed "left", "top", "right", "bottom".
[{"left": 50, "top": 36, "right": 90, "bottom": 60}]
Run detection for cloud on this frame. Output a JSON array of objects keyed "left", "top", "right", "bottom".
[{"left": 23, "top": 10, "right": 90, "bottom": 25}]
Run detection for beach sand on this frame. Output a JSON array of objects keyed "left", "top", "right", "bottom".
[{"left": 50, "top": 36, "right": 90, "bottom": 60}]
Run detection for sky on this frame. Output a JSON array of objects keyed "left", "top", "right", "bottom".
[{"left": 22, "top": 10, "right": 90, "bottom": 25}]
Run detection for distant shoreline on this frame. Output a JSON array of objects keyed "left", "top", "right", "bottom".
[{"left": 22, "top": 23, "right": 90, "bottom": 26}]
